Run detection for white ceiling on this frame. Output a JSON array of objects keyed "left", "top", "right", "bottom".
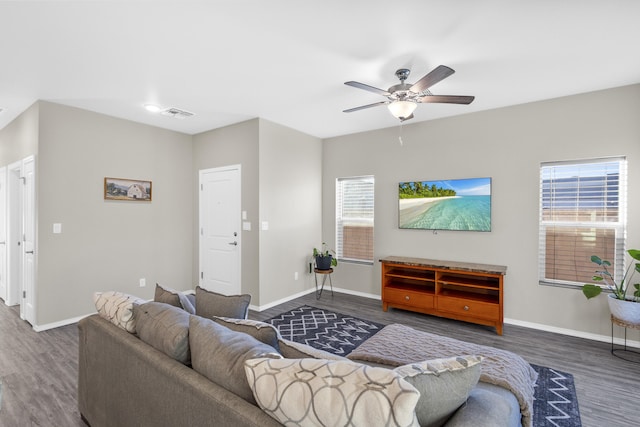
[{"left": 1, "top": 0, "right": 639, "bottom": 139}]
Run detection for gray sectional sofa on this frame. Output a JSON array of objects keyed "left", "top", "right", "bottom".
[{"left": 79, "top": 296, "right": 526, "bottom": 427}]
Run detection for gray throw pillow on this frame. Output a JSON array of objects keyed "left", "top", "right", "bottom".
[
  {"left": 212, "top": 316, "right": 281, "bottom": 351},
  {"left": 189, "top": 316, "right": 281, "bottom": 404},
  {"left": 133, "top": 302, "right": 191, "bottom": 365},
  {"left": 278, "top": 338, "right": 347, "bottom": 361},
  {"left": 154, "top": 283, "right": 195, "bottom": 314},
  {"left": 195, "top": 286, "right": 251, "bottom": 319},
  {"left": 394, "top": 355, "right": 482, "bottom": 427}
]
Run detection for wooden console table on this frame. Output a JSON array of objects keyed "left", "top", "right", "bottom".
[{"left": 380, "top": 256, "right": 506, "bottom": 335}]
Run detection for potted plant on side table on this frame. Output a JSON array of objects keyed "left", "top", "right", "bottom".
[
  {"left": 582, "top": 249, "right": 640, "bottom": 325},
  {"left": 313, "top": 243, "right": 338, "bottom": 271}
]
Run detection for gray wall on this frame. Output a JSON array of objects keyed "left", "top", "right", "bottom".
[
  {"left": 192, "top": 119, "right": 261, "bottom": 300},
  {"left": 258, "top": 119, "right": 322, "bottom": 305},
  {"left": 0, "top": 102, "right": 39, "bottom": 164},
  {"left": 36, "top": 102, "right": 193, "bottom": 325},
  {"left": 323, "top": 84, "right": 640, "bottom": 342},
  {"left": 192, "top": 118, "right": 322, "bottom": 307}
]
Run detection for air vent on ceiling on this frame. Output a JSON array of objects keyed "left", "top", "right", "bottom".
[{"left": 160, "top": 107, "right": 195, "bottom": 119}]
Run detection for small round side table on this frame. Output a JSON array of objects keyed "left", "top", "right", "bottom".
[
  {"left": 611, "top": 315, "right": 640, "bottom": 363},
  {"left": 314, "top": 268, "right": 334, "bottom": 299}
]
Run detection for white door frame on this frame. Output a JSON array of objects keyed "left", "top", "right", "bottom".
[
  {"left": 198, "top": 164, "right": 242, "bottom": 295},
  {"left": 6, "top": 160, "right": 23, "bottom": 307},
  {"left": 22, "top": 155, "right": 36, "bottom": 325},
  {"left": 5, "top": 156, "right": 36, "bottom": 327},
  {"left": 0, "top": 166, "right": 7, "bottom": 303}
]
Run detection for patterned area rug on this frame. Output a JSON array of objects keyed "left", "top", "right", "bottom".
[
  {"left": 267, "top": 306, "right": 582, "bottom": 426},
  {"left": 532, "top": 364, "right": 582, "bottom": 427},
  {"left": 267, "top": 305, "right": 385, "bottom": 355}
]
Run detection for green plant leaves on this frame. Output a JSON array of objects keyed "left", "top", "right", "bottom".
[
  {"left": 582, "top": 284, "right": 603, "bottom": 299},
  {"left": 628, "top": 249, "right": 640, "bottom": 261}
]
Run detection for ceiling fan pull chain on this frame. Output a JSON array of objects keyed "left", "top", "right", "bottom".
[{"left": 398, "top": 122, "right": 404, "bottom": 146}]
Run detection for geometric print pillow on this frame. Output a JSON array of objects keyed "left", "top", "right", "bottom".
[
  {"left": 244, "top": 358, "right": 420, "bottom": 427},
  {"left": 93, "top": 291, "right": 146, "bottom": 333},
  {"left": 394, "top": 355, "right": 483, "bottom": 427}
]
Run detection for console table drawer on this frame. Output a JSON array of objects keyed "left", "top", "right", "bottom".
[
  {"left": 385, "top": 288, "right": 434, "bottom": 308},
  {"left": 438, "top": 297, "right": 499, "bottom": 320}
]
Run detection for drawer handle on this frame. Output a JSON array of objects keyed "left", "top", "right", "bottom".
[
  {"left": 463, "top": 305, "right": 470, "bottom": 311},
  {"left": 405, "top": 296, "right": 410, "bottom": 301}
]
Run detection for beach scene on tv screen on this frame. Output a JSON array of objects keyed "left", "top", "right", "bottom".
[{"left": 399, "top": 177, "right": 491, "bottom": 231}]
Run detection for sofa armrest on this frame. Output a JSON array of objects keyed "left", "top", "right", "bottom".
[{"left": 78, "top": 314, "right": 280, "bottom": 427}]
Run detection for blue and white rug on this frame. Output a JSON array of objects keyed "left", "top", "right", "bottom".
[
  {"left": 267, "top": 306, "right": 582, "bottom": 426},
  {"left": 531, "top": 364, "right": 581, "bottom": 427},
  {"left": 267, "top": 305, "right": 384, "bottom": 356}
]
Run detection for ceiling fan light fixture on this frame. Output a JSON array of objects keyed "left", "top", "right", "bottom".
[
  {"left": 388, "top": 100, "right": 417, "bottom": 119},
  {"left": 144, "top": 103, "right": 162, "bottom": 113}
]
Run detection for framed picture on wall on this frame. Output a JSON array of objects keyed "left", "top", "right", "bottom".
[{"left": 104, "top": 177, "right": 152, "bottom": 201}]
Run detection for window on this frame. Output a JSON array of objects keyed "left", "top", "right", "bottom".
[
  {"left": 336, "top": 176, "right": 374, "bottom": 264},
  {"left": 539, "top": 157, "right": 627, "bottom": 287}
]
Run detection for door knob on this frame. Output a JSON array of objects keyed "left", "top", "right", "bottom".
[
  {"left": 26, "top": 251, "right": 34, "bottom": 254},
  {"left": 228, "top": 241, "right": 238, "bottom": 246}
]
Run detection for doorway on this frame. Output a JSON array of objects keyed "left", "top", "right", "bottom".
[
  {"left": 199, "top": 165, "right": 241, "bottom": 295},
  {"left": 0, "top": 167, "right": 6, "bottom": 303},
  {"left": 5, "top": 156, "right": 36, "bottom": 326}
]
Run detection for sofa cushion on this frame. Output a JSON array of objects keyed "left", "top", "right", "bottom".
[
  {"left": 212, "top": 316, "right": 281, "bottom": 351},
  {"left": 93, "top": 291, "right": 145, "bottom": 333},
  {"left": 277, "top": 338, "right": 348, "bottom": 361},
  {"left": 154, "top": 283, "right": 195, "bottom": 314},
  {"left": 393, "top": 355, "right": 482, "bottom": 427},
  {"left": 245, "top": 358, "right": 420, "bottom": 427},
  {"left": 195, "top": 286, "right": 251, "bottom": 319},
  {"left": 444, "top": 382, "right": 519, "bottom": 427},
  {"left": 189, "top": 316, "right": 281, "bottom": 404},
  {"left": 133, "top": 302, "right": 191, "bottom": 364}
]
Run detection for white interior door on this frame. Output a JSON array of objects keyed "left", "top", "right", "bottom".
[
  {"left": 0, "top": 167, "right": 6, "bottom": 303},
  {"left": 22, "top": 156, "right": 36, "bottom": 325},
  {"left": 199, "top": 165, "right": 241, "bottom": 295},
  {"left": 7, "top": 161, "right": 23, "bottom": 307}
]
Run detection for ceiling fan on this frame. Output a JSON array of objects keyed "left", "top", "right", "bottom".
[{"left": 343, "top": 65, "right": 474, "bottom": 122}]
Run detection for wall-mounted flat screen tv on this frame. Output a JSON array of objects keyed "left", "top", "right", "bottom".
[{"left": 399, "top": 177, "right": 492, "bottom": 231}]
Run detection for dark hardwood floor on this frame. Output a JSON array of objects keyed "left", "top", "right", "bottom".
[{"left": 1, "top": 292, "right": 638, "bottom": 427}]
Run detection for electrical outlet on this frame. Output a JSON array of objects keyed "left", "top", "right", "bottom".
[{"left": 139, "top": 278, "right": 146, "bottom": 287}]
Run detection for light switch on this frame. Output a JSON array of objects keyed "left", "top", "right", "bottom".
[
  {"left": 53, "top": 223, "right": 62, "bottom": 234},
  {"left": 242, "top": 211, "right": 247, "bottom": 220},
  {"left": 242, "top": 221, "right": 251, "bottom": 231},
  {"left": 261, "top": 221, "right": 269, "bottom": 231}
]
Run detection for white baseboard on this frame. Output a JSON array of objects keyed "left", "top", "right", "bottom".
[
  {"left": 30, "top": 291, "right": 639, "bottom": 351},
  {"left": 250, "top": 288, "right": 316, "bottom": 312},
  {"left": 33, "top": 313, "right": 93, "bottom": 332},
  {"left": 332, "top": 287, "right": 381, "bottom": 301},
  {"left": 250, "top": 286, "right": 381, "bottom": 312},
  {"left": 504, "top": 317, "right": 640, "bottom": 349}
]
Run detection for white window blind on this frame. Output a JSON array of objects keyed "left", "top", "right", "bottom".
[
  {"left": 336, "top": 176, "right": 374, "bottom": 263},
  {"left": 539, "top": 157, "right": 627, "bottom": 287}
]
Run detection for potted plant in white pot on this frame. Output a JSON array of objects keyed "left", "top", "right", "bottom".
[
  {"left": 313, "top": 243, "right": 338, "bottom": 271},
  {"left": 582, "top": 249, "right": 640, "bottom": 325}
]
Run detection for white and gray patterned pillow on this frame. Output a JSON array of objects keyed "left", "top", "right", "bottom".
[
  {"left": 93, "top": 291, "right": 145, "bottom": 333},
  {"left": 394, "top": 355, "right": 483, "bottom": 427},
  {"left": 245, "top": 358, "right": 420, "bottom": 427}
]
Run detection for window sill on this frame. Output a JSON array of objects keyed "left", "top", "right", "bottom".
[{"left": 337, "top": 259, "right": 374, "bottom": 266}]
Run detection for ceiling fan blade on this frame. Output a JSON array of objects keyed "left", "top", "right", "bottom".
[
  {"left": 418, "top": 95, "right": 475, "bottom": 105},
  {"left": 343, "top": 101, "right": 389, "bottom": 113},
  {"left": 399, "top": 114, "right": 414, "bottom": 122},
  {"left": 409, "top": 65, "right": 455, "bottom": 93},
  {"left": 344, "top": 81, "right": 391, "bottom": 96}
]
